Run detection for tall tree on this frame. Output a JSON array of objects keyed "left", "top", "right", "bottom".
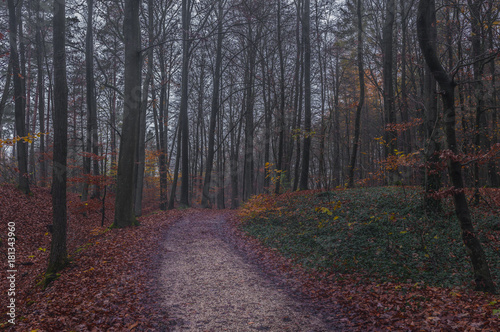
[
  {"left": 7, "top": 0, "right": 30, "bottom": 194},
  {"left": 422, "top": 0, "right": 441, "bottom": 213},
  {"left": 275, "top": 0, "right": 286, "bottom": 194},
  {"left": 201, "top": 0, "right": 224, "bottom": 208},
  {"left": 47, "top": 0, "right": 68, "bottom": 276},
  {"left": 383, "top": 0, "right": 396, "bottom": 183},
  {"left": 179, "top": 0, "right": 191, "bottom": 207},
  {"left": 347, "top": 0, "right": 365, "bottom": 188},
  {"left": 135, "top": 0, "right": 155, "bottom": 216},
  {"left": 35, "top": 0, "right": 46, "bottom": 187},
  {"left": 113, "top": 0, "right": 142, "bottom": 228},
  {"left": 417, "top": 0, "right": 496, "bottom": 294},
  {"left": 82, "top": 0, "right": 99, "bottom": 201},
  {"left": 299, "top": 0, "right": 311, "bottom": 191}
]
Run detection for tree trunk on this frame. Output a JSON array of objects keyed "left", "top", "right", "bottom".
[
  {"left": 158, "top": 44, "right": 169, "bottom": 210},
  {"left": 8, "top": 0, "right": 30, "bottom": 195},
  {"left": 134, "top": 0, "right": 154, "bottom": 216},
  {"left": 417, "top": 0, "right": 496, "bottom": 294},
  {"left": 243, "top": 24, "right": 257, "bottom": 201},
  {"left": 347, "top": 0, "right": 365, "bottom": 188},
  {"left": 179, "top": 0, "right": 191, "bottom": 207},
  {"left": 168, "top": 125, "right": 182, "bottom": 210},
  {"left": 47, "top": 0, "right": 68, "bottom": 275},
  {"left": 422, "top": 0, "right": 441, "bottom": 213},
  {"left": 299, "top": 0, "right": 311, "bottom": 191},
  {"left": 113, "top": 0, "right": 141, "bottom": 228},
  {"left": 82, "top": 0, "right": 98, "bottom": 202},
  {"left": 275, "top": 0, "right": 286, "bottom": 195},
  {"left": 0, "top": 60, "right": 12, "bottom": 139},
  {"left": 201, "top": 0, "right": 223, "bottom": 208},
  {"left": 383, "top": 0, "right": 397, "bottom": 184},
  {"left": 35, "top": 0, "right": 46, "bottom": 187}
]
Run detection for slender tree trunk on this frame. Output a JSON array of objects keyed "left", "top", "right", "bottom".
[
  {"left": 488, "top": 21, "right": 499, "bottom": 187},
  {"left": 275, "top": 0, "right": 286, "bottom": 194},
  {"left": 201, "top": 0, "right": 223, "bottom": 208},
  {"left": 168, "top": 126, "right": 182, "bottom": 210},
  {"left": 243, "top": 25, "right": 257, "bottom": 201},
  {"left": 82, "top": 0, "right": 97, "bottom": 202},
  {"left": 35, "top": 0, "right": 46, "bottom": 187},
  {"left": 299, "top": 0, "right": 311, "bottom": 191},
  {"left": 422, "top": 0, "right": 441, "bottom": 213},
  {"left": 7, "top": 0, "right": 30, "bottom": 194},
  {"left": 47, "top": 0, "right": 68, "bottom": 276},
  {"left": 158, "top": 45, "right": 169, "bottom": 209},
  {"left": 383, "top": 0, "right": 397, "bottom": 184},
  {"left": 417, "top": 0, "right": 496, "bottom": 294},
  {"left": 135, "top": 0, "right": 154, "bottom": 216},
  {"left": 179, "top": 0, "right": 191, "bottom": 207},
  {"left": 347, "top": 0, "right": 365, "bottom": 188},
  {"left": 229, "top": 77, "right": 240, "bottom": 209},
  {"left": 113, "top": 0, "right": 142, "bottom": 228},
  {"left": 469, "top": 0, "right": 487, "bottom": 203},
  {"left": 0, "top": 60, "right": 12, "bottom": 139}
]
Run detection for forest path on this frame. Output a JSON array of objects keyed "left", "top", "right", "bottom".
[{"left": 159, "top": 210, "right": 341, "bottom": 331}]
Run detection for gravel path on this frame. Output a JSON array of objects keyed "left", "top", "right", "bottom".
[{"left": 159, "top": 211, "right": 340, "bottom": 331}]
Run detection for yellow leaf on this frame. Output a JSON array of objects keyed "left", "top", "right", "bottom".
[
  {"left": 400, "top": 231, "right": 407, "bottom": 234},
  {"left": 333, "top": 216, "right": 339, "bottom": 220},
  {"left": 128, "top": 321, "right": 139, "bottom": 330}
]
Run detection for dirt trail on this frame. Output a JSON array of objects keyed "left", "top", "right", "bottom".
[{"left": 159, "top": 211, "right": 341, "bottom": 331}]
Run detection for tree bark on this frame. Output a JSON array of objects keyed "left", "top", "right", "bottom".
[
  {"left": 383, "top": 0, "right": 397, "bottom": 184},
  {"left": 47, "top": 0, "right": 68, "bottom": 275},
  {"left": 35, "top": 0, "right": 46, "bottom": 187},
  {"left": 417, "top": 0, "right": 496, "bottom": 294},
  {"left": 179, "top": 0, "right": 191, "bottom": 207},
  {"left": 134, "top": 0, "right": 154, "bottom": 216},
  {"left": 7, "top": 0, "right": 30, "bottom": 194},
  {"left": 201, "top": 0, "right": 223, "bottom": 208},
  {"left": 299, "top": 0, "right": 311, "bottom": 191},
  {"left": 0, "top": 60, "right": 12, "bottom": 139},
  {"left": 347, "top": 0, "right": 365, "bottom": 188},
  {"left": 275, "top": 0, "right": 286, "bottom": 194},
  {"left": 422, "top": 0, "right": 441, "bottom": 213},
  {"left": 113, "top": 0, "right": 142, "bottom": 228}
]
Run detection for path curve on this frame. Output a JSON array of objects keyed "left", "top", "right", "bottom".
[{"left": 159, "top": 210, "right": 341, "bottom": 331}]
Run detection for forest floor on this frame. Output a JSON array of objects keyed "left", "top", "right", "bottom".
[
  {"left": 159, "top": 210, "right": 347, "bottom": 331},
  {"left": 1, "top": 184, "right": 500, "bottom": 331}
]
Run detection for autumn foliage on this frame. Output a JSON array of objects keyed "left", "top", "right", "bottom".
[{"left": 0, "top": 185, "right": 182, "bottom": 331}]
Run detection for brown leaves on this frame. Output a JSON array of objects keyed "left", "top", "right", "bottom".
[
  {"left": 0, "top": 185, "right": 182, "bottom": 331},
  {"left": 229, "top": 209, "right": 500, "bottom": 331}
]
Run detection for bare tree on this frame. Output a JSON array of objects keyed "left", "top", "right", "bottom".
[
  {"left": 7, "top": 0, "right": 30, "bottom": 194},
  {"left": 113, "top": 0, "right": 142, "bottom": 228},
  {"left": 299, "top": 0, "right": 311, "bottom": 191},
  {"left": 347, "top": 0, "right": 365, "bottom": 188},
  {"left": 47, "top": 0, "right": 69, "bottom": 277}
]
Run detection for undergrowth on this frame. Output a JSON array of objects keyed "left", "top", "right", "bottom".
[{"left": 238, "top": 187, "right": 500, "bottom": 289}]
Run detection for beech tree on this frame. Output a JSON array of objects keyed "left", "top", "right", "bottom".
[
  {"left": 113, "top": 0, "right": 142, "bottom": 228},
  {"left": 47, "top": 0, "right": 69, "bottom": 277}
]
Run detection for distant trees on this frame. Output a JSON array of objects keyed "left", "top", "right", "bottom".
[
  {"left": 7, "top": 0, "right": 29, "bottom": 195},
  {"left": 0, "top": 0, "right": 498, "bottom": 214}
]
